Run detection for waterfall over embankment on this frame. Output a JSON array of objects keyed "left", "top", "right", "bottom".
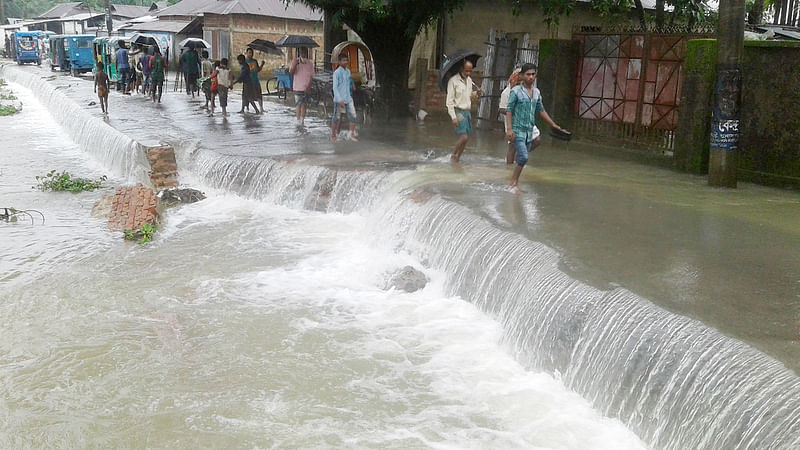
[
  {"left": 374, "top": 194, "right": 800, "bottom": 450},
  {"left": 184, "top": 148, "right": 406, "bottom": 213},
  {"left": 183, "top": 148, "right": 800, "bottom": 449},
  {"left": 0, "top": 65, "right": 149, "bottom": 183}
]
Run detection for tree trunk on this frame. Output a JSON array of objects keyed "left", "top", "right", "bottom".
[
  {"left": 748, "top": 0, "right": 765, "bottom": 24},
  {"left": 323, "top": 9, "right": 348, "bottom": 70},
  {"left": 632, "top": 0, "right": 648, "bottom": 28},
  {"left": 655, "top": 0, "right": 666, "bottom": 30},
  {"left": 349, "top": 18, "right": 417, "bottom": 118}
]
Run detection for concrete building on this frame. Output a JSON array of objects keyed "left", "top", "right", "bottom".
[{"left": 156, "top": 0, "right": 323, "bottom": 68}]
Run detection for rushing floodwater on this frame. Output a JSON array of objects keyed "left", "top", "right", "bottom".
[
  {"left": 0, "top": 83, "right": 649, "bottom": 447},
  {"left": 3, "top": 64, "right": 800, "bottom": 449}
]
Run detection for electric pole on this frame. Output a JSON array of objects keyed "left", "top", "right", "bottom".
[
  {"left": 708, "top": 0, "right": 746, "bottom": 188},
  {"left": 104, "top": 0, "right": 113, "bottom": 36},
  {"left": 1, "top": 0, "right": 6, "bottom": 26}
]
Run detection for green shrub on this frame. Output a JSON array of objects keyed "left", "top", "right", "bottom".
[
  {"left": 0, "top": 104, "right": 19, "bottom": 116},
  {"left": 35, "top": 170, "right": 107, "bottom": 192},
  {"left": 124, "top": 223, "right": 157, "bottom": 244}
]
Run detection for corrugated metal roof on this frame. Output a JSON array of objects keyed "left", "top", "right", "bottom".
[
  {"left": 37, "top": 2, "right": 154, "bottom": 20},
  {"left": 157, "top": 0, "right": 321, "bottom": 21},
  {"left": 122, "top": 20, "right": 194, "bottom": 34},
  {"left": 110, "top": 5, "right": 153, "bottom": 18},
  {"left": 36, "top": 2, "right": 83, "bottom": 19}
]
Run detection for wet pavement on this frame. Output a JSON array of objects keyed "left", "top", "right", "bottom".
[{"left": 4, "top": 61, "right": 800, "bottom": 373}]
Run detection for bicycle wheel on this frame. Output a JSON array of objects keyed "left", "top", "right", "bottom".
[
  {"left": 265, "top": 77, "right": 279, "bottom": 96},
  {"left": 321, "top": 93, "right": 334, "bottom": 117},
  {"left": 277, "top": 81, "right": 287, "bottom": 100}
]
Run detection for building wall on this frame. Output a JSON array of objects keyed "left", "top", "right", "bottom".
[
  {"left": 203, "top": 13, "right": 323, "bottom": 74},
  {"left": 738, "top": 40, "right": 800, "bottom": 187},
  {"left": 440, "top": 0, "right": 634, "bottom": 60},
  {"left": 410, "top": 0, "right": 639, "bottom": 91}
]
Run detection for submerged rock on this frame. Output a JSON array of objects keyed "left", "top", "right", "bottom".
[
  {"left": 158, "top": 188, "right": 205, "bottom": 205},
  {"left": 386, "top": 266, "right": 428, "bottom": 293},
  {"left": 91, "top": 195, "right": 114, "bottom": 219}
]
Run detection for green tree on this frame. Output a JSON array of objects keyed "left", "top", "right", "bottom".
[
  {"left": 508, "top": 0, "right": 574, "bottom": 28},
  {"left": 291, "top": 0, "right": 467, "bottom": 116}
]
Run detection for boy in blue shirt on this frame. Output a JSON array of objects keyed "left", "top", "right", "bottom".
[
  {"left": 505, "top": 63, "right": 565, "bottom": 194},
  {"left": 331, "top": 53, "right": 358, "bottom": 142}
]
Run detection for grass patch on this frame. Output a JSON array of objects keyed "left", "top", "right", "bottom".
[
  {"left": 0, "top": 104, "right": 19, "bottom": 116},
  {"left": 34, "top": 170, "right": 107, "bottom": 192},
  {"left": 124, "top": 223, "right": 157, "bottom": 244}
]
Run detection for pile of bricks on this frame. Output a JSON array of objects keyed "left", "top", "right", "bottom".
[
  {"left": 146, "top": 146, "right": 179, "bottom": 189},
  {"left": 108, "top": 184, "right": 159, "bottom": 232}
]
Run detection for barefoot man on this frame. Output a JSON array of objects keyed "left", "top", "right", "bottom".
[
  {"left": 446, "top": 60, "right": 481, "bottom": 163},
  {"left": 331, "top": 53, "right": 358, "bottom": 142},
  {"left": 505, "top": 63, "right": 564, "bottom": 194}
]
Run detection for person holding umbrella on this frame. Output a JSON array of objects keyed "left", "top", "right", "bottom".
[
  {"left": 505, "top": 63, "right": 566, "bottom": 194},
  {"left": 180, "top": 47, "right": 200, "bottom": 97},
  {"left": 149, "top": 47, "right": 166, "bottom": 103},
  {"left": 445, "top": 58, "right": 482, "bottom": 163},
  {"left": 289, "top": 47, "right": 314, "bottom": 128}
]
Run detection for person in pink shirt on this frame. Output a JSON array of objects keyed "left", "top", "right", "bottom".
[{"left": 289, "top": 47, "right": 315, "bottom": 128}]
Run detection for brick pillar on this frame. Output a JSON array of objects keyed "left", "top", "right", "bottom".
[
  {"left": 145, "top": 145, "right": 179, "bottom": 189},
  {"left": 674, "top": 39, "right": 717, "bottom": 173},
  {"left": 537, "top": 39, "right": 579, "bottom": 136}
]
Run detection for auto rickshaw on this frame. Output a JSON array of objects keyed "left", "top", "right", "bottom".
[
  {"left": 65, "top": 35, "right": 95, "bottom": 75},
  {"left": 11, "top": 31, "right": 41, "bottom": 65},
  {"left": 92, "top": 37, "right": 122, "bottom": 86},
  {"left": 48, "top": 35, "right": 68, "bottom": 71}
]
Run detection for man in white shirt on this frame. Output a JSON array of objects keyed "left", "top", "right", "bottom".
[{"left": 446, "top": 60, "right": 481, "bottom": 163}]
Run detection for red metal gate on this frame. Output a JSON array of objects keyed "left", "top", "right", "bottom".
[{"left": 573, "top": 28, "right": 712, "bottom": 152}]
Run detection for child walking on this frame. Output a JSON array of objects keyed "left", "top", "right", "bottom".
[
  {"left": 94, "top": 62, "right": 109, "bottom": 116},
  {"left": 210, "top": 58, "right": 232, "bottom": 117}
]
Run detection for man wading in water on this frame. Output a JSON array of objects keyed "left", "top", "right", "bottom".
[
  {"left": 331, "top": 53, "right": 358, "bottom": 142},
  {"left": 446, "top": 60, "right": 481, "bottom": 163},
  {"left": 505, "top": 63, "right": 564, "bottom": 194}
]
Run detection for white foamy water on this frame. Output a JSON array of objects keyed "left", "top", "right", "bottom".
[{"left": 0, "top": 78, "right": 645, "bottom": 447}]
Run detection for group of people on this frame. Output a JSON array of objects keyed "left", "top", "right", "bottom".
[
  {"left": 94, "top": 43, "right": 555, "bottom": 193},
  {"left": 93, "top": 41, "right": 167, "bottom": 115},
  {"left": 446, "top": 60, "right": 566, "bottom": 194}
]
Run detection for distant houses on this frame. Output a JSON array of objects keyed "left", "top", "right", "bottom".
[
  {"left": 28, "top": 2, "right": 167, "bottom": 35},
  {"left": 154, "top": 0, "right": 322, "bottom": 67}
]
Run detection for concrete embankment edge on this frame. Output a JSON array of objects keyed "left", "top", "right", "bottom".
[{"left": 0, "top": 63, "right": 178, "bottom": 189}]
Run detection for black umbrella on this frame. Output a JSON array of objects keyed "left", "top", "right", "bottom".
[
  {"left": 438, "top": 50, "right": 481, "bottom": 91},
  {"left": 275, "top": 35, "right": 319, "bottom": 48},
  {"left": 247, "top": 39, "right": 283, "bottom": 57},
  {"left": 129, "top": 32, "right": 159, "bottom": 47},
  {"left": 177, "top": 37, "right": 210, "bottom": 49}
]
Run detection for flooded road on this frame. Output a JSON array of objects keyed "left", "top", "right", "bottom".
[{"left": 1, "top": 62, "right": 799, "bottom": 448}]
